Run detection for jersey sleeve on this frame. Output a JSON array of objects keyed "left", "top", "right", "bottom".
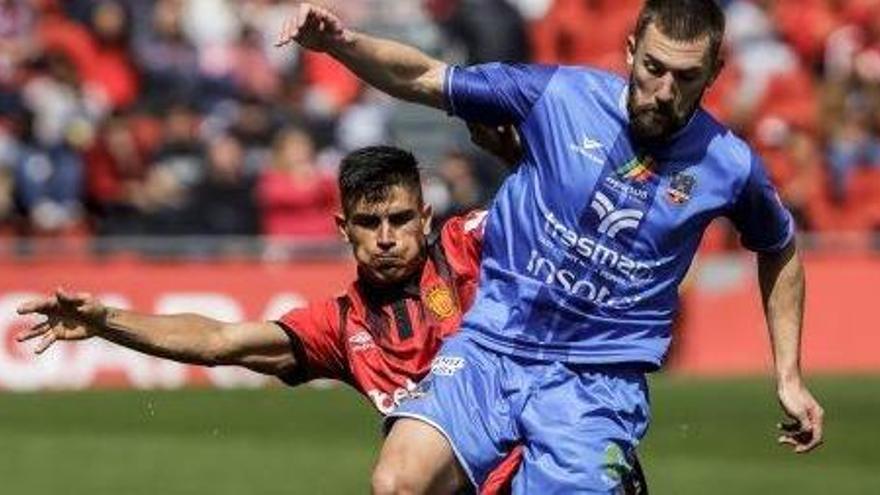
[
  {"left": 438, "top": 210, "right": 488, "bottom": 314},
  {"left": 444, "top": 63, "right": 557, "bottom": 125},
  {"left": 274, "top": 298, "right": 348, "bottom": 386},
  {"left": 440, "top": 209, "right": 488, "bottom": 274},
  {"left": 727, "top": 154, "right": 795, "bottom": 252}
]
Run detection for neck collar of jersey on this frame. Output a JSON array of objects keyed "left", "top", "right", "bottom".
[{"left": 356, "top": 265, "right": 424, "bottom": 306}]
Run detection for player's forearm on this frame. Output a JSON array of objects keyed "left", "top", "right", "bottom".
[
  {"left": 328, "top": 30, "right": 447, "bottom": 109},
  {"left": 757, "top": 241, "right": 805, "bottom": 386},
  {"left": 101, "top": 309, "right": 228, "bottom": 366}
]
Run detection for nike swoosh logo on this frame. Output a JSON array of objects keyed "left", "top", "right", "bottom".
[{"left": 581, "top": 138, "right": 603, "bottom": 151}]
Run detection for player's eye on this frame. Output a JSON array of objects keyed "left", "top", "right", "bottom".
[
  {"left": 644, "top": 60, "right": 664, "bottom": 76},
  {"left": 352, "top": 215, "right": 381, "bottom": 229},
  {"left": 388, "top": 211, "right": 416, "bottom": 227},
  {"left": 676, "top": 70, "right": 701, "bottom": 83}
]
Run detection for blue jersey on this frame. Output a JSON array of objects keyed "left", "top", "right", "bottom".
[{"left": 445, "top": 63, "right": 794, "bottom": 366}]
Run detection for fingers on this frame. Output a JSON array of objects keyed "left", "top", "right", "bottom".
[
  {"left": 296, "top": 3, "right": 311, "bottom": 31},
  {"left": 275, "top": 13, "right": 297, "bottom": 47},
  {"left": 776, "top": 408, "right": 825, "bottom": 453},
  {"left": 275, "top": 3, "right": 317, "bottom": 47},
  {"left": 777, "top": 427, "right": 812, "bottom": 452},
  {"left": 17, "top": 287, "right": 75, "bottom": 315},
  {"left": 790, "top": 403, "right": 824, "bottom": 453},
  {"left": 33, "top": 331, "right": 58, "bottom": 355},
  {"left": 16, "top": 321, "right": 50, "bottom": 343},
  {"left": 18, "top": 290, "right": 94, "bottom": 319},
  {"left": 16, "top": 296, "right": 57, "bottom": 315},
  {"left": 318, "top": 6, "right": 344, "bottom": 35},
  {"left": 275, "top": 3, "right": 345, "bottom": 49},
  {"left": 295, "top": 5, "right": 324, "bottom": 42},
  {"left": 778, "top": 419, "right": 801, "bottom": 433},
  {"left": 777, "top": 435, "right": 801, "bottom": 450},
  {"left": 17, "top": 287, "right": 95, "bottom": 329},
  {"left": 800, "top": 404, "right": 825, "bottom": 453},
  {"left": 15, "top": 289, "right": 95, "bottom": 356},
  {"left": 17, "top": 320, "right": 60, "bottom": 354},
  {"left": 56, "top": 287, "right": 88, "bottom": 308},
  {"left": 274, "top": 8, "right": 296, "bottom": 47}
]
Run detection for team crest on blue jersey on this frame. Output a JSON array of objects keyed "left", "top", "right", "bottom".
[{"left": 667, "top": 172, "right": 695, "bottom": 205}]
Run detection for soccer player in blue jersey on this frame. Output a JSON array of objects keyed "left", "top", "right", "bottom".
[{"left": 278, "top": 1, "right": 825, "bottom": 493}]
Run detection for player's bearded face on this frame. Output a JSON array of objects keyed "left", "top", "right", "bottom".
[
  {"left": 340, "top": 185, "right": 432, "bottom": 286},
  {"left": 626, "top": 24, "right": 718, "bottom": 143}
]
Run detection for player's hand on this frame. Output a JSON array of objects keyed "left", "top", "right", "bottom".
[
  {"left": 16, "top": 288, "right": 109, "bottom": 353},
  {"left": 776, "top": 379, "right": 825, "bottom": 453},
  {"left": 275, "top": 3, "right": 353, "bottom": 52},
  {"left": 467, "top": 122, "right": 523, "bottom": 166}
]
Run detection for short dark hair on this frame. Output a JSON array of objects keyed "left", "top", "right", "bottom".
[
  {"left": 634, "top": 0, "right": 726, "bottom": 63},
  {"left": 338, "top": 146, "right": 422, "bottom": 214}
]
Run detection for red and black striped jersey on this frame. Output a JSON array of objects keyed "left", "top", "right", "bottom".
[
  {"left": 275, "top": 209, "right": 519, "bottom": 494},
  {"left": 276, "top": 210, "right": 487, "bottom": 413}
]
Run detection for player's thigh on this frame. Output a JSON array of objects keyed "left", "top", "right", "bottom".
[
  {"left": 515, "top": 366, "right": 650, "bottom": 494},
  {"left": 373, "top": 417, "right": 469, "bottom": 495},
  {"left": 386, "top": 333, "right": 518, "bottom": 490}
]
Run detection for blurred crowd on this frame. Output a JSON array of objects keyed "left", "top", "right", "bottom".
[{"left": 1, "top": 0, "right": 879, "bottom": 248}]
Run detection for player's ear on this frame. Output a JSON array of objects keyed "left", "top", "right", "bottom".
[
  {"left": 335, "top": 212, "right": 350, "bottom": 243},
  {"left": 626, "top": 35, "right": 636, "bottom": 68},
  {"left": 420, "top": 203, "right": 433, "bottom": 236},
  {"left": 708, "top": 55, "right": 725, "bottom": 87}
]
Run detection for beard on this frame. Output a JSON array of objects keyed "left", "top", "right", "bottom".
[{"left": 626, "top": 79, "right": 702, "bottom": 144}]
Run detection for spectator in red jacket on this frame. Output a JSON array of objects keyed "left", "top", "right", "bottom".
[{"left": 257, "top": 125, "right": 337, "bottom": 238}]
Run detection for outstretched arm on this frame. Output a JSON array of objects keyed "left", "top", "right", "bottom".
[
  {"left": 757, "top": 241, "right": 824, "bottom": 453},
  {"left": 16, "top": 289, "right": 296, "bottom": 376},
  {"left": 276, "top": 3, "right": 447, "bottom": 109}
]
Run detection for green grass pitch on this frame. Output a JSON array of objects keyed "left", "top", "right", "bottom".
[{"left": 1, "top": 376, "right": 877, "bottom": 494}]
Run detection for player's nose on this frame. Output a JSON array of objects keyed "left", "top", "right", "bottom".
[
  {"left": 376, "top": 222, "right": 395, "bottom": 250},
  {"left": 655, "top": 73, "right": 676, "bottom": 104}
]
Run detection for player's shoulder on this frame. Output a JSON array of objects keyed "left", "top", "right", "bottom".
[
  {"left": 550, "top": 65, "right": 626, "bottom": 106},
  {"left": 435, "top": 210, "right": 488, "bottom": 270},
  {"left": 439, "top": 209, "right": 489, "bottom": 242},
  {"left": 556, "top": 65, "right": 625, "bottom": 88},
  {"left": 273, "top": 297, "right": 339, "bottom": 346},
  {"left": 463, "top": 62, "right": 559, "bottom": 84},
  {"left": 283, "top": 284, "right": 358, "bottom": 322},
  {"left": 699, "top": 109, "right": 758, "bottom": 178}
]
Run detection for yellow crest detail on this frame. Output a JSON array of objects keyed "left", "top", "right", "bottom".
[{"left": 425, "top": 286, "right": 456, "bottom": 320}]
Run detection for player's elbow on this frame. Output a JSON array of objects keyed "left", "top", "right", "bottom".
[
  {"left": 398, "top": 62, "right": 447, "bottom": 110},
  {"left": 203, "top": 326, "right": 237, "bottom": 367}
]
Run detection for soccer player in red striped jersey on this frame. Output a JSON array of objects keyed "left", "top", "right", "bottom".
[
  {"left": 16, "top": 144, "right": 645, "bottom": 494},
  {"left": 14, "top": 145, "right": 518, "bottom": 494}
]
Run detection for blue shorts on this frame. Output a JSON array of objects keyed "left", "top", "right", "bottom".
[{"left": 386, "top": 332, "right": 651, "bottom": 494}]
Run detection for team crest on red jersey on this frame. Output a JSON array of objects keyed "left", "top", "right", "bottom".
[{"left": 425, "top": 285, "right": 456, "bottom": 320}]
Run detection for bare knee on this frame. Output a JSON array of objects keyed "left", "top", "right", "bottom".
[
  {"left": 371, "top": 461, "right": 419, "bottom": 495},
  {"left": 371, "top": 418, "right": 466, "bottom": 495}
]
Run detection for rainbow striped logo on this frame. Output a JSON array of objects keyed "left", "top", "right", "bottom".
[{"left": 616, "top": 155, "right": 656, "bottom": 183}]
